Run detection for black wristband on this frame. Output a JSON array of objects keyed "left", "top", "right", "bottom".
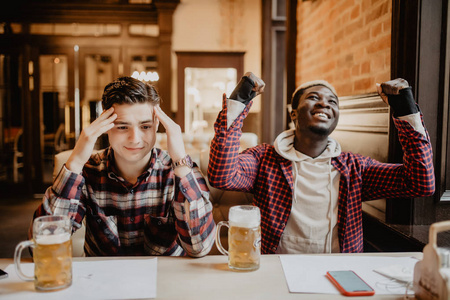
[
  {"left": 229, "top": 76, "right": 256, "bottom": 105},
  {"left": 387, "top": 87, "right": 418, "bottom": 117}
]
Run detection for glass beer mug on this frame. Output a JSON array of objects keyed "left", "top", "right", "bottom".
[
  {"left": 215, "top": 205, "right": 261, "bottom": 271},
  {"left": 14, "top": 215, "right": 73, "bottom": 291}
]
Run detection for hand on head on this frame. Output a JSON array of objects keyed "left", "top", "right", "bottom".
[
  {"left": 66, "top": 107, "right": 117, "bottom": 174},
  {"left": 153, "top": 105, "right": 186, "bottom": 162}
]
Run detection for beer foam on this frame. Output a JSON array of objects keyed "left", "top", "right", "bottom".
[
  {"left": 229, "top": 207, "right": 260, "bottom": 228},
  {"left": 36, "top": 233, "right": 71, "bottom": 245}
]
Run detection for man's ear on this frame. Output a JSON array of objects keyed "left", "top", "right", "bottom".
[{"left": 290, "top": 110, "right": 297, "bottom": 123}]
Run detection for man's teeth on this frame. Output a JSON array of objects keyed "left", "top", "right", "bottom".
[{"left": 315, "top": 113, "right": 328, "bottom": 119}]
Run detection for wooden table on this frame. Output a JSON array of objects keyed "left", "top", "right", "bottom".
[{"left": 0, "top": 253, "right": 422, "bottom": 299}]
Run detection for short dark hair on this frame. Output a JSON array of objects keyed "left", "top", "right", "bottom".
[
  {"left": 291, "top": 88, "right": 308, "bottom": 111},
  {"left": 291, "top": 83, "right": 338, "bottom": 110},
  {"left": 102, "top": 76, "right": 161, "bottom": 110}
]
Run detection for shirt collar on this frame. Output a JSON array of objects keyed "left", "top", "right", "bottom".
[{"left": 105, "top": 147, "right": 154, "bottom": 183}]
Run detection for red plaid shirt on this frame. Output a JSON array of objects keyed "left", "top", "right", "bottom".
[
  {"left": 208, "top": 99, "right": 435, "bottom": 254},
  {"left": 33, "top": 147, "right": 215, "bottom": 257}
]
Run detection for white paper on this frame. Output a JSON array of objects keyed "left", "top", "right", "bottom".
[
  {"left": 279, "top": 255, "right": 418, "bottom": 295},
  {"left": 0, "top": 258, "right": 157, "bottom": 300}
]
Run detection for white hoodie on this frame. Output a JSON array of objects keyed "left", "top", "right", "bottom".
[{"left": 273, "top": 129, "right": 342, "bottom": 254}]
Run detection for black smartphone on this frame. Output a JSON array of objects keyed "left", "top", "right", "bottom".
[
  {"left": 0, "top": 268, "right": 8, "bottom": 279},
  {"left": 326, "top": 270, "right": 375, "bottom": 296}
]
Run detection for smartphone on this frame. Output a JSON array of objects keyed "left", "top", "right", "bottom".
[
  {"left": 326, "top": 270, "right": 375, "bottom": 296},
  {"left": 0, "top": 269, "right": 8, "bottom": 279}
]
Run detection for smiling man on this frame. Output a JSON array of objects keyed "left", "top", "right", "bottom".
[
  {"left": 32, "top": 77, "right": 215, "bottom": 257},
  {"left": 208, "top": 73, "right": 435, "bottom": 255}
]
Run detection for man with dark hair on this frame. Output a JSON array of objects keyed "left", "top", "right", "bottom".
[
  {"left": 208, "top": 73, "right": 435, "bottom": 254},
  {"left": 32, "top": 76, "right": 215, "bottom": 257}
]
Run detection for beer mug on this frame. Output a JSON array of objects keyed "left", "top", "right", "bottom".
[
  {"left": 215, "top": 205, "right": 261, "bottom": 271},
  {"left": 14, "top": 215, "right": 72, "bottom": 291}
]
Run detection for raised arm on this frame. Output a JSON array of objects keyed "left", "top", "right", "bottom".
[
  {"left": 363, "top": 79, "right": 435, "bottom": 199},
  {"left": 208, "top": 72, "right": 266, "bottom": 192},
  {"left": 154, "top": 105, "right": 215, "bottom": 257}
]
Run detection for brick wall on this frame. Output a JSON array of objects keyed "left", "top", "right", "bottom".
[{"left": 296, "top": 0, "right": 391, "bottom": 96}]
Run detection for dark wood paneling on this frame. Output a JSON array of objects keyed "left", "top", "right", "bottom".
[
  {"left": 285, "top": 0, "right": 297, "bottom": 128},
  {"left": 0, "top": 3, "right": 158, "bottom": 24},
  {"left": 0, "top": 1, "right": 179, "bottom": 195}
]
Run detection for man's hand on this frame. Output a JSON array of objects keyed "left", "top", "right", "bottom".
[
  {"left": 244, "top": 72, "right": 266, "bottom": 96},
  {"left": 376, "top": 78, "right": 418, "bottom": 117},
  {"left": 66, "top": 107, "right": 117, "bottom": 174},
  {"left": 229, "top": 72, "right": 265, "bottom": 105},
  {"left": 376, "top": 78, "right": 409, "bottom": 105},
  {"left": 154, "top": 105, "right": 191, "bottom": 177}
]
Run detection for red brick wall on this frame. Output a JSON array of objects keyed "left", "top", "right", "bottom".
[{"left": 296, "top": 0, "right": 391, "bottom": 96}]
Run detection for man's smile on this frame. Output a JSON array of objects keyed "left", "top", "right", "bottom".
[
  {"left": 312, "top": 111, "right": 331, "bottom": 120},
  {"left": 125, "top": 146, "right": 144, "bottom": 151}
]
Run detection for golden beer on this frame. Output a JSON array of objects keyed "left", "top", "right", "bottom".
[
  {"left": 228, "top": 225, "right": 261, "bottom": 271},
  {"left": 14, "top": 215, "right": 73, "bottom": 291},
  {"left": 34, "top": 233, "right": 72, "bottom": 290},
  {"left": 216, "top": 205, "right": 261, "bottom": 271}
]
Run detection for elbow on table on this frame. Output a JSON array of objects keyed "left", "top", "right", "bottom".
[{"left": 185, "top": 240, "right": 215, "bottom": 258}]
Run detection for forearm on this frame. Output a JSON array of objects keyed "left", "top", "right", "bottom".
[
  {"left": 364, "top": 117, "right": 435, "bottom": 199},
  {"left": 173, "top": 170, "right": 215, "bottom": 257},
  {"left": 35, "top": 166, "right": 86, "bottom": 228},
  {"left": 396, "top": 112, "right": 426, "bottom": 136},
  {"left": 395, "top": 116, "right": 435, "bottom": 196},
  {"left": 208, "top": 100, "right": 257, "bottom": 191}
]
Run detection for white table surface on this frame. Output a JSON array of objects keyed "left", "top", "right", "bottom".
[{"left": 0, "top": 253, "right": 422, "bottom": 300}]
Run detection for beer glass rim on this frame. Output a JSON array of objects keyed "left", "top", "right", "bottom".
[
  {"left": 34, "top": 215, "right": 70, "bottom": 223},
  {"left": 230, "top": 205, "right": 260, "bottom": 212},
  {"left": 33, "top": 215, "right": 71, "bottom": 240}
]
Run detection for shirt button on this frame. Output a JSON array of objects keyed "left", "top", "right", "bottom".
[
  {"left": 77, "top": 186, "right": 81, "bottom": 190},
  {"left": 272, "top": 247, "right": 277, "bottom": 252},
  {"left": 130, "top": 189, "right": 134, "bottom": 194},
  {"left": 97, "top": 219, "right": 101, "bottom": 224},
  {"left": 158, "top": 221, "right": 162, "bottom": 225},
  {"left": 281, "top": 223, "right": 286, "bottom": 228},
  {"left": 130, "top": 217, "right": 135, "bottom": 222}
]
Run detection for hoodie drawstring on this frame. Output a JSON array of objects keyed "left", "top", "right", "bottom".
[{"left": 327, "top": 159, "right": 333, "bottom": 253}]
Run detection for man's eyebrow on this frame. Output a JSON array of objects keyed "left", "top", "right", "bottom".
[
  {"left": 306, "top": 91, "right": 338, "bottom": 100},
  {"left": 114, "top": 121, "right": 130, "bottom": 125},
  {"left": 113, "top": 119, "right": 154, "bottom": 125}
]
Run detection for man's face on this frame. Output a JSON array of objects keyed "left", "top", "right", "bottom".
[
  {"left": 291, "top": 85, "right": 339, "bottom": 137},
  {"left": 107, "top": 102, "right": 157, "bottom": 166}
]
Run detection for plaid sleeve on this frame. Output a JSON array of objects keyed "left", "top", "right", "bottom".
[
  {"left": 208, "top": 97, "right": 261, "bottom": 192},
  {"left": 362, "top": 114, "right": 435, "bottom": 199},
  {"left": 32, "top": 165, "right": 87, "bottom": 233},
  {"left": 172, "top": 167, "right": 215, "bottom": 257}
]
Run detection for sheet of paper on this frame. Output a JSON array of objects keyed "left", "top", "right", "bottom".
[
  {"left": 0, "top": 258, "right": 157, "bottom": 300},
  {"left": 279, "top": 255, "right": 418, "bottom": 295}
]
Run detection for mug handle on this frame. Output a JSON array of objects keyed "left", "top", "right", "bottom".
[
  {"left": 215, "top": 221, "right": 229, "bottom": 256},
  {"left": 14, "top": 240, "right": 35, "bottom": 281}
]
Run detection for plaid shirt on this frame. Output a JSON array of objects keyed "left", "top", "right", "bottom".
[
  {"left": 208, "top": 99, "right": 435, "bottom": 254},
  {"left": 33, "top": 147, "right": 215, "bottom": 257}
]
